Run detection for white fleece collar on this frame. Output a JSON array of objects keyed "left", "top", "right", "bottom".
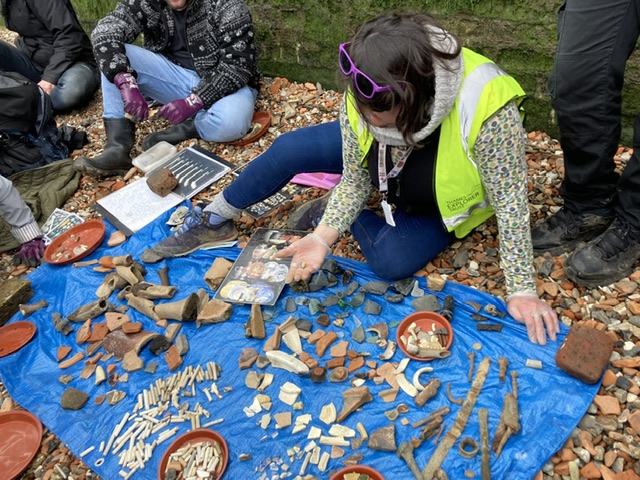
[{"left": 366, "top": 26, "right": 463, "bottom": 147}]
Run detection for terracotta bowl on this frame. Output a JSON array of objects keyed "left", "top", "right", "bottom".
[
  {"left": 0, "top": 410, "right": 43, "bottom": 480},
  {"left": 158, "top": 429, "right": 228, "bottom": 480},
  {"left": 330, "top": 465, "right": 385, "bottom": 480},
  {"left": 396, "top": 311, "right": 454, "bottom": 361},
  {"left": 229, "top": 111, "right": 271, "bottom": 146},
  {"left": 43, "top": 219, "right": 105, "bottom": 266}
]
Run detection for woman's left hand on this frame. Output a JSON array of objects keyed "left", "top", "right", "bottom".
[{"left": 507, "top": 293, "right": 559, "bottom": 345}]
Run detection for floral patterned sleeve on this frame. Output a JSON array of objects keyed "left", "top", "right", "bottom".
[
  {"left": 473, "top": 101, "right": 536, "bottom": 296},
  {"left": 318, "top": 100, "right": 373, "bottom": 233}
]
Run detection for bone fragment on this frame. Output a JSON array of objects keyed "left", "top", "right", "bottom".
[
  {"left": 19, "top": 299, "right": 48, "bottom": 316},
  {"left": 412, "top": 366, "right": 434, "bottom": 391},
  {"left": 396, "top": 373, "right": 418, "bottom": 397}
]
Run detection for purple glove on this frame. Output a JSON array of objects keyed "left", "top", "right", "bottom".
[
  {"left": 158, "top": 93, "right": 204, "bottom": 124},
  {"left": 114, "top": 72, "right": 149, "bottom": 122},
  {"left": 14, "top": 237, "right": 45, "bottom": 267}
]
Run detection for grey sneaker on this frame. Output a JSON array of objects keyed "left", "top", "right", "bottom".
[
  {"left": 287, "top": 191, "right": 331, "bottom": 231},
  {"left": 153, "top": 207, "right": 238, "bottom": 258},
  {"left": 531, "top": 207, "right": 613, "bottom": 256}
]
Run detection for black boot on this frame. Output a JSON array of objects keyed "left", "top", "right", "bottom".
[
  {"left": 74, "top": 118, "right": 135, "bottom": 177},
  {"left": 531, "top": 207, "right": 614, "bottom": 256},
  {"left": 142, "top": 119, "right": 199, "bottom": 150},
  {"left": 564, "top": 216, "right": 640, "bottom": 288}
]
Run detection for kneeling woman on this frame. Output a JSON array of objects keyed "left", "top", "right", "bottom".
[{"left": 152, "top": 12, "right": 559, "bottom": 345}]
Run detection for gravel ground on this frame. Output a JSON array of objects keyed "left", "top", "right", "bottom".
[{"left": 2, "top": 28, "right": 640, "bottom": 480}]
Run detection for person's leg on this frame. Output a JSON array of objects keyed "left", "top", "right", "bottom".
[
  {"left": 559, "top": 0, "right": 640, "bottom": 287},
  {"left": 103, "top": 44, "right": 197, "bottom": 118},
  {"left": 565, "top": 112, "right": 640, "bottom": 287},
  {"left": 351, "top": 209, "right": 454, "bottom": 280},
  {"left": 151, "top": 121, "right": 344, "bottom": 258},
  {"left": 50, "top": 62, "right": 101, "bottom": 112},
  {"left": 617, "top": 112, "right": 640, "bottom": 229},
  {"left": 193, "top": 86, "right": 257, "bottom": 142},
  {"left": 0, "top": 40, "right": 42, "bottom": 82},
  {"left": 532, "top": 0, "right": 639, "bottom": 255},
  {"left": 214, "top": 121, "right": 343, "bottom": 213},
  {"left": 551, "top": 0, "right": 639, "bottom": 209}
]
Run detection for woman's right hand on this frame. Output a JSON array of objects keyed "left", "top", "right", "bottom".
[{"left": 275, "top": 229, "right": 336, "bottom": 283}]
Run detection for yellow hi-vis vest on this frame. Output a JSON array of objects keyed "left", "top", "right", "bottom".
[{"left": 346, "top": 48, "right": 526, "bottom": 238}]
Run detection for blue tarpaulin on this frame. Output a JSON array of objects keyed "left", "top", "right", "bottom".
[{"left": 0, "top": 210, "right": 599, "bottom": 480}]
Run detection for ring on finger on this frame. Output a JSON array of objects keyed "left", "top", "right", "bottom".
[
  {"left": 541, "top": 311, "right": 549, "bottom": 316},
  {"left": 532, "top": 312, "right": 542, "bottom": 319},
  {"left": 300, "top": 261, "right": 307, "bottom": 269}
]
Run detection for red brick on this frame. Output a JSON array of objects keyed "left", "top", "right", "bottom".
[{"left": 555, "top": 325, "right": 613, "bottom": 384}]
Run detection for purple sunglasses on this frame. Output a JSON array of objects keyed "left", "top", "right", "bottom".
[{"left": 339, "top": 42, "right": 394, "bottom": 99}]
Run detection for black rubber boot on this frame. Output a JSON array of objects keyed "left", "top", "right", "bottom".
[
  {"left": 74, "top": 118, "right": 135, "bottom": 177},
  {"left": 142, "top": 119, "right": 199, "bottom": 150}
]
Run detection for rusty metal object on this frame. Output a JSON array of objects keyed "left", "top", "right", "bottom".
[
  {"left": 422, "top": 357, "right": 491, "bottom": 479},
  {"left": 398, "top": 441, "right": 424, "bottom": 480},
  {"left": 479, "top": 408, "right": 491, "bottom": 480},
  {"left": 491, "top": 371, "right": 520, "bottom": 458},
  {"left": 446, "top": 384, "right": 464, "bottom": 406},
  {"left": 498, "top": 357, "right": 509, "bottom": 382},
  {"left": 458, "top": 437, "right": 479, "bottom": 458},
  {"left": 476, "top": 323, "right": 503, "bottom": 332},
  {"left": 415, "top": 378, "right": 441, "bottom": 408},
  {"left": 412, "top": 406, "right": 450, "bottom": 429},
  {"left": 467, "top": 352, "right": 475, "bottom": 382},
  {"left": 419, "top": 416, "right": 444, "bottom": 441}
]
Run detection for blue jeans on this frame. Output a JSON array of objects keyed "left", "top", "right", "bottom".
[
  {"left": 223, "top": 121, "right": 453, "bottom": 279},
  {"left": 0, "top": 40, "right": 100, "bottom": 112},
  {"left": 550, "top": 0, "right": 640, "bottom": 228},
  {"left": 102, "top": 45, "right": 257, "bottom": 142}
]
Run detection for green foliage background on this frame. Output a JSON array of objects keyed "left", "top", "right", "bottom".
[{"left": 5, "top": 0, "right": 640, "bottom": 143}]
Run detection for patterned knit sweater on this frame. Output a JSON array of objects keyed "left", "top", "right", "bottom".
[{"left": 92, "top": 0, "right": 260, "bottom": 107}]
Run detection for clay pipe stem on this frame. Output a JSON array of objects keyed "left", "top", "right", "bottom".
[
  {"left": 479, "top": 408, "right": 491, "bottom": 480},
  {"left": 398, "top": 441, "right": 425, "bottom": 480},
  {"left": 19, "top": 299, "right": 48, "bottom": 316},
  {"left": 157, "top": 266, "right": 170, "bottom": 286}
]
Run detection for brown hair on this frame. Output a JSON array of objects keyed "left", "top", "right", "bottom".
[{"left": 340, "top": 12, "right": 462, "bottom": 147}]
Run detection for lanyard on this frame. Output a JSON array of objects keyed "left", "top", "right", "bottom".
[{"left": 378, "top": 143, "right": 412, "bottom": 226}]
